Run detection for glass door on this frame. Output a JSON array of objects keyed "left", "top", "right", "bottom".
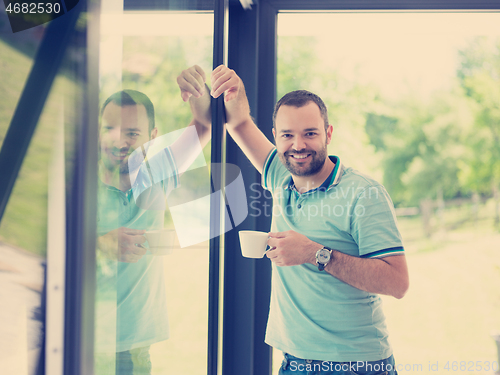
[
  {"left": 276, "top": 11, "right": 500, "bottom": 373},
  {"left": 95, "top": 2, "right": 218, "bottom": 375}
]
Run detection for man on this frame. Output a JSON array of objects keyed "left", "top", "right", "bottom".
[
  {"left": 207, "top": 65, "right": 409, "bottom": 375},
  {"left": 95, "top": 65, "right": 211, "bottom": 375}
]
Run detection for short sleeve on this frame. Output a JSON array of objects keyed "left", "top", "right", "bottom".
[
  {"left": 131, "top": 146, "right": 180, "bottom": 201},
  {"left": 350, "top": 185, "right": 404, "bottom": 258}
]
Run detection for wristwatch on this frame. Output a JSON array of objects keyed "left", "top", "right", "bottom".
[{"left": 315, "top": 246, "right": 332, "bottom": 271}]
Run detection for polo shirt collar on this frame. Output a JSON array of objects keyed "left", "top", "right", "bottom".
[{"left": 286, "top": 155, "right": 343, "bottom": 193}]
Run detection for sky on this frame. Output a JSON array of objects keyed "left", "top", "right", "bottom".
[
  {"left": 100, "top": 11, "right": 500, "bottom": 100},
  {"left": 278, "top": 12, "right": 500, "bottom": 99}
]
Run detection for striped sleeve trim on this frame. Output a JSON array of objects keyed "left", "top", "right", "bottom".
[
  {"left": 360, "top": 246, "right": 405, "bottom": 259},
  {"left": 261, "top": 148, "right": 277, "bottom": 190}
]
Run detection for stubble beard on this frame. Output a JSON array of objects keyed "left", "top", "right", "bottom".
[{"left": 279, "top": 143, "right": 328, "bottom": 177}]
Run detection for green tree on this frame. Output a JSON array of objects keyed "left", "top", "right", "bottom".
[
  {"left": 365, "top": 86, "right": 474, "bottom": 207},
  {"left": 457, "top": 36, "right": 500, "bottom": 197}
]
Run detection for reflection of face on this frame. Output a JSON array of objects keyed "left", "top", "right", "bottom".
[
  {"left": 273, "top": 102, "right": 332, "bottom": 177},
  {"left": 100, "top": 102, "right": 157, "bottom": 175}
]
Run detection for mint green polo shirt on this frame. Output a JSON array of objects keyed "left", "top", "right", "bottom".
[
  {"left": 96, "top": 147, "right": 178, "bottom": 352},
  {"left": 262, "top": 149, "right": 404, "bottom": 362}
]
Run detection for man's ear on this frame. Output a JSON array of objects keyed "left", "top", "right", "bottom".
[
  {"left": 272, "top": 127, "right": 276, "bottom": 140},
  {"left": 150, "top": 127, "right": 158, "bottom": 140},
  {"left": 326, "top": 124, "right": 333, "bottom": 145}
]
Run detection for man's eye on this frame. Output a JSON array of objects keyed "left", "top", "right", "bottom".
[
  {"left": 306, "top": 132, "right": 317, "bottom": 137},
  {"left": 128, "top": 133, "right": 140, "bottom": 137},
  {"left": 282, "top": 134, "right": 292, "bottom": 138}
]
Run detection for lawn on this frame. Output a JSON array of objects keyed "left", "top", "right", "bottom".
[
  {"left": 383, "top": 202, "right": 500, "bottom": 374},
  {"left": 0, "top": 37, "right": 70, "bottom": 257}
]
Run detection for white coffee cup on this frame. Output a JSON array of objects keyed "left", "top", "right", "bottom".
[
  {"left": 145, "top": 229, "right": 176, "bottom": 255},
  {"left": 239, "top": 230, "right": 269, "bottom": 258}
]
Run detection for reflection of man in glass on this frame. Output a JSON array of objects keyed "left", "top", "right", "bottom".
[{"left": 96, "top": 66, "right": 211, "bottom": 375}]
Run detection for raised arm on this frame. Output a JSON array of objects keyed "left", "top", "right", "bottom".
[
  {"left": 170, "top": 65, "right": 212, "bottom": 174},
  {"left": 211, "top": 65, "right": 274, "bottom": 174}
]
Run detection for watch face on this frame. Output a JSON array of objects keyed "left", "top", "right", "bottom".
[{"left": 317, "top": 249, "right": 331, "bottom": 263}]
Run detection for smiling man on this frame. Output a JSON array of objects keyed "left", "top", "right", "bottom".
[{"left": 202, "top": 65, "right": 409, "bottom": 375}]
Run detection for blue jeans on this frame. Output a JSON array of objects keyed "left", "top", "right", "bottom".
[
  {"left": 279, "top": 353, "right": 398, "bottom": 375},
  {"left": 116, "top": 346, "right": 152, "bottom": 375}
]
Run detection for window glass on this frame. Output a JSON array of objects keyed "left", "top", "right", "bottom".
[
  {"left": 95, "top": 5, "right": 214, "bottom": 375},
  {"left": 277, "top": 11, "right": 500, "bottom": 372},
  {"left": 0, "top": 9, "right": 79, "bottom": 375},
  {"left": 0, "top": 12, "right": 45, "bottom": 154}
]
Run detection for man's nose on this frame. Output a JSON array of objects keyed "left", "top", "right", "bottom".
[
  {"left": 109, "top": 129, "right": 130, "bottom": 148},
  {"left": 292, "top": 136, "right": 306, "bottom": 151}
]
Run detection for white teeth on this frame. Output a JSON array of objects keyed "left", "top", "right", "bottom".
[{"left": 291, "top": 154, "right": 309, "bottom": 159}]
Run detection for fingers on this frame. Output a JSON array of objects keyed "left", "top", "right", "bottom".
[
  {"left": 132, "top": 243, "right": 147, "bottom": 255},
  {"left": 210, "top": 65, "right": 240, "bottom": 101},
  {"left": 265, "top": 247, "right": 277, "bottom": 259},
  {"left": 265, "top": 248, "right": 284, "bottom": 267},
  {"left": 267, "top": 231, "right": 287, "bottom": 248},
  {"left": 193, "top": 64, "right": 206, "bottom": 82},
  {"left": 119, "top": 228, "right": 145, "bottom": 248},
  {"left": 267, "top": 237, "right": 277, "bottom": 249},
  {"left": 116, "top": 227, "right": 148, "bottom": 262},
  {"left": 121, "top": 227, "right": 146, "bottom": 235},
  {"left": 268, "top": 231, "right": 286, "bottom": 238},
  {"left": 177, "top": 65, "right": 207, "bottom": 102},
  {"left": 119, "top": 240, "right": 147, "bottom": 262},
  {"left": 132, "top": 233, "right": 147, "bottom": 244}
]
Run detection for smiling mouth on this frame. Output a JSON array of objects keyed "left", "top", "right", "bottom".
[
  {"left": 288, "top": 153, "right": 311, "bottom": 160},
  {"left": 111, "top": 150, "right": 130, "bottom": 159}
]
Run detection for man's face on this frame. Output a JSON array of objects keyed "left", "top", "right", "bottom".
[
  {"left": 273, "top": 102, "right": 332, "bottom": 177},
  {"left": 100, "top": 102, "right": 157, "bottom": 175}
]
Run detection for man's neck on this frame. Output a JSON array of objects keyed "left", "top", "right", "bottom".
[
  {"left": 292, "top": 157, "right": 335, "bottom": 194},
  {"left": 99, "top": 161, "right": 132, "bottom": 192}
]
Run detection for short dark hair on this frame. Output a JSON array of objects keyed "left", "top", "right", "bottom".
[
  {"left": 272, "top": 90, "right": 329, "bottom": 132},
  {"left": 101, "top": 90, "right": 155, "bottom": 133}
]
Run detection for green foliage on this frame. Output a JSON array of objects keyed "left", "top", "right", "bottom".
[
  {"left": 376, "top": 88, "right": 475, "bottom": 206},
  {"left": 3, "top": 31, "right": 499, "bottom": 255},
  {"left": 365, "top": 113, "right": 398, "bottom": 152},
  {"left": 100, "top": 35, "right": 214, "bottom": 203},
  {"left": 0, "top": 39, "right": 35, "bottom": 148},
  {"left": 0, "top": 39, "right": 74, "bottom": 255},
  {"left": 277, "top": 37, "right": 323, "bottom": 99},
  {"left": 104, "top": 36, "right": 212, "bottom": 138},
  {"left": 457, "top": 36, "right": 500, "bottom": 194},
  {"left": 0, "top": 33, "right": 214, "bottom": 255},
  {"left": 277, "top": 36, "right": 383, "bottom": 180},
  {"left": 359, "top": 37, "right": 500, "bottom": 206},
  {"left": 0, "top": 38, "right": 52, "bottom": 256}
]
